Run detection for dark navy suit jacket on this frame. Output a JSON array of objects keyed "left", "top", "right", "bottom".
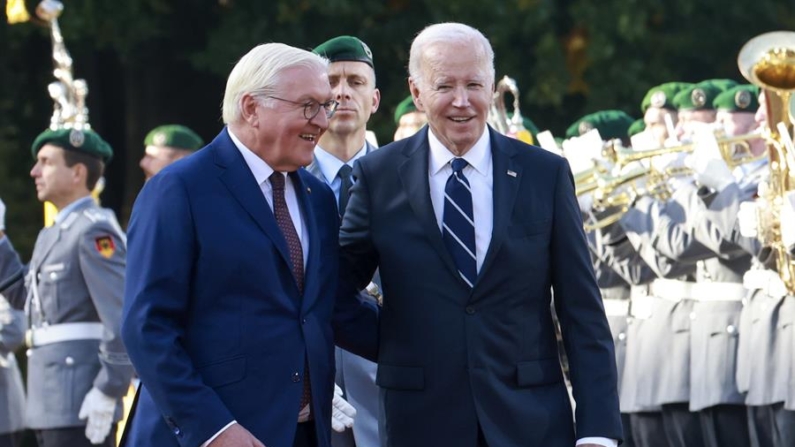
[
  {"left": 338, "top": 126, "right": 622, "bottom": 447},
  {"left": 121, "top": 128, "right": 378, "bottom": 447}
]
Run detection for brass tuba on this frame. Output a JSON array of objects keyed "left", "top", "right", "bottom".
[
  {"left": 488, "top": 76, "right": 534, "bottom": 144},
  {"left": 738, "top": 30, "right": 795, "bottom": 294}
]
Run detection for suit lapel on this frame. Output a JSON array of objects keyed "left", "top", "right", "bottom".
[
  {"left": 476, "top": 132, "right": 522, "bottom": 285},
  {"left": 292, "top": 171, "right": 320, "bottom": 310},
  {"left": 214, "top": 129, "right": 293, "bottom": 270},
  {"left": 398, "top": 129, "right": 461, "bottom": 280}
]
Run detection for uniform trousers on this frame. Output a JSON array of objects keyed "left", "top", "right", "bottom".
[
  {"left": 699, "top": 404, "right": 749, "bottom": 447},
  {"left": 621, "top": 413, "right": 636, "bottom": 447},
  {"left": 0, "top": 432, "right": 22, "bottom": 447},
  {"left": 661, "top": 403, "right": 704, "bottom": 447},
  {"left": 630, "top": 412, "right": 670, "bottom": 447},
  {"left": 35, "top": 426, "right": 117, "bottom": 447}
]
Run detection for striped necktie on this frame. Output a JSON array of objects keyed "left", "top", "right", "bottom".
[{"left": 442, "top": 158, "right": 477, "bottom": 287}]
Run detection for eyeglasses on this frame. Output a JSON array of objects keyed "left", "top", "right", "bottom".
[{"left": 265, "top": 96, "right": 339, "bottom": 120}]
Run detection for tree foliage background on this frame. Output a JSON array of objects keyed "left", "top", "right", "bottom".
[{"left": 1, "top": 0, "right": 794, "bottom": 259}]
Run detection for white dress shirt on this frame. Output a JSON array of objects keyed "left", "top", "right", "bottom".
[
  {"left": 228, "top": 128, "right": 309, "bottom": 265},
  {"left": 427, "top": 127, "right": 493, "bottom": 273},
  {"left": 200, "top": 129, "right": 313, "bottom": 447},
  {"left": 313, "top": 143, "right": 368, "bottom": 203},
  {"left": 426, "top": 127, "right": 617, "bottom": 447}
]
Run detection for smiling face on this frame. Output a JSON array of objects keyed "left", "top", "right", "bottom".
[
  {"left": 245, "top": 64, "right": 333, "bottom": 171},
  {"left": 326, "top": 60, "right": 380, "bottom": 138},
  {"left": 409, "top": 41, "right": 493, "bottom": 156}
]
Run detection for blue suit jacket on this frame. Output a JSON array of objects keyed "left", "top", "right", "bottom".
[
  {"left": 121, "top": 128, "right": 378, "bottom": 447},
  {"left": 338, "top": 127, "right": 622, "bottom": 447}
]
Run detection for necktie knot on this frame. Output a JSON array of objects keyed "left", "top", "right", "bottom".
[
  {"left": 338, "top": 164, "right": 353, "bottom": 180},
  {"left": 451, "top": 158, "right": 468, "bottom": 175},
  {"left": 270, "top": 172, "right": 286, "bottom": 191}
]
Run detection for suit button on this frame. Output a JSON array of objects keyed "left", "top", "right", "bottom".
[
  {"left": 465, "top": 306, "right": 475, "bottom": 315},
  {"left": 292, "top": 372, "right": 301, "bottom": 382},
  {"left": 174, "top": 427, "right": 181, "bottom": 436},
  {"left": 727, "top": 325, "right": 736, "bottom": 334}
]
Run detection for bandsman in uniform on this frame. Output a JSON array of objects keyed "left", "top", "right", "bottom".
[
  {"left": 309, "top": 35, "right": 382, "bottom": 447},
  {"left": 735, "top": 87, "right": 795, "bottom": 447},
  {"left": 139, "top": 124, "right": 204, "bottom": 180},
  {"left": 566, "top": 109, "right": 646, "bottom": 447},
  {"left": 0, "top": 128, "right": 133, "bottom": 447},
  {"left": 592, "top": 82, "right": 693, "bottom": 447}
]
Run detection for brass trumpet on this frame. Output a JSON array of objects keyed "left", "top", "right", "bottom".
[{"left": 603, "top": 132, "right": 765, "bottom": 170}]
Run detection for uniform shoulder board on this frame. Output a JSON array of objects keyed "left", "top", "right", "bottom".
[{"left": 83, "top": 208, "right": 110, "bottom": 223}]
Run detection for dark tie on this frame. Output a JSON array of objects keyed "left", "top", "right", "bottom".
[
  {"left": 442, "top": 158, "right": 477, "bottom": 287},
  {"left": 270, "top": 173, "right": 311, "bottom": 412},
  {"left": 337, "top": 164, "right": 353, "bottom": 215},
  {"left": 270, "top": 172, "right": 305, "bottom": 294}
]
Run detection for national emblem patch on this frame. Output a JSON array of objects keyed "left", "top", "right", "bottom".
[{"left": 95, "top": 236, "right": 115, "bottom": 259}]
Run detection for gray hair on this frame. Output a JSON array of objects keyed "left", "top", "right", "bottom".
[
  {"left": 222, "top": 43, "right": 329, "bottom": 124},
  {"left": 408, "top": 23, "right": 495, "bottom": 88}
]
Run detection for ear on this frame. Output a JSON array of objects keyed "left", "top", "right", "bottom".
[
  {"left": 72, "top": 162, "right": 87, "bottom": 187},
  {"left": 408, "top": 79, "right": 423, "bottom": 112},
  {"left": 240, "top": 94, "right": 260, "bottom": 127},
  {"left": 371, "top": 88, "right": 381, "bottom": 113}
]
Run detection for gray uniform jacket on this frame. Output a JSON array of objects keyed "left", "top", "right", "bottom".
[
  {"left": 616, "top": 193, "right": 697, "bottom": 408},
  {"left": 0, "top": 294, "right": 25, "bottom": 434},
  {"left": 307, "top": 145, "right": 383, "bottom": 447},
  {"left": 0, "top": 198, "right": 132, "bottom": 429}
]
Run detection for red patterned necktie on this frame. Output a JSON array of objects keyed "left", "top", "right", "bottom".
[
  {"left": 269, "top": 172, "right": 311, "bottom": 413},
  {"left": 270, "top": 172, "right": 304, "bottom": 294}
]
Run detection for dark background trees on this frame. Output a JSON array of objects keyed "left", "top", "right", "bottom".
[{"left": 1, "top": 0, "right": 793, "bottom": 258}]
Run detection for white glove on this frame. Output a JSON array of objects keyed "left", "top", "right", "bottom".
[
  {"left": 688, "top": 130, "right": 734, "bottom": 191},
  {"left": 331, "top": 383, "right": 356, "bottom": 433},
  {"left": 780, "top": 191, "right": 795, "bottom": 251},
  {"left": 0, "top": 198, "right": 5, "bottom": 232},
  {"left": 737, "top": 201, "right": 759, "bottom": 239},
  {"left": 78, "top": 387, "right": 117, "bottom": 444}
]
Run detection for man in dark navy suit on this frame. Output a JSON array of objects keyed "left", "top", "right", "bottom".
[
  {"left": 121, "top": 42, "right": 378, "bottom": 447},
  {"left": 338, "top": 23, "right": 622, "bottom": 447}
]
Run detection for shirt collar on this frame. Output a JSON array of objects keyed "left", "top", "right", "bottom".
[
  {"left": 228, "top": 127, "right": 275, "bottom": 185},
  {"left": 54, "top": 195, "right": 93, "bottom": 225},
  {"left": 428, "top": 126, "right": 491, "bottom": 176},
  {"left": 313, "top": 143, "right": 368, "bottom": 184}
]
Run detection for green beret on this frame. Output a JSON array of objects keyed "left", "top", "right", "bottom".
[
  {"left": 313, "top": 35, "right": 374, "bottom": 68},
  {"left": 672, "top": 81, "right": 728, "bottom": 111},
  {"left": 628, "top": 118, "right": 646, "bottom": 137},
  {"left": 394, "top": 95, "right": 417, "bottom": 124},
  {"left": 713, "top": 84, "right": 760, "bottom": 112},
  {"left": 144, "top": 124, "right": 204, "bottom": 151},
  {"left": 708, "top": 78, "right": 740, "bottom": 92},
  {"left": 641, "top": 82, "right": 693, "bottom": 112},
  {"left": 565, "top": 110, "right": 634, "bottom": 140},
  {"left": 31, "top": 128, "right": 113, "bottom": 163}
]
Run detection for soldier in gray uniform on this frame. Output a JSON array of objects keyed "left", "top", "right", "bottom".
[
  {"left": 0, "top": 293, "right": 25, "bottom": 447},
  {"left": 310, "top": 36, "right": 382, "bottom": 447},
  {"left": 734, "top": 88, "right": 795, "bottom": 447},
  {"left": 0, "top": 200, "right": 25, "bottom": 447},
  {"left": 0, "top": 128, "right": 133, "bottom": 447}
]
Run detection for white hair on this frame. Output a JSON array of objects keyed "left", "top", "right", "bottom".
[
  {"left": 222, "top": 43, "right": 329, "bottom": 124},
  {"left": 408, "top": 22, "right": 495, "bottom": 88}
]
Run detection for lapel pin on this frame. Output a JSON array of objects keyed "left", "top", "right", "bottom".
[
  {"left": 307, "top": 187, "right": 312, "bottom": 193},
  {"left": 507, "top": 170, "right": 517, "bottom": 177}
]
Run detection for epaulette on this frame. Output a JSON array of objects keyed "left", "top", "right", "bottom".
[{"left": 83, "top": 208, "right": 110, "bottom": 223}]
